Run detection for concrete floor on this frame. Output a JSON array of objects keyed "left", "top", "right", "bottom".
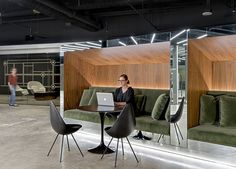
[
  {"left": 0, "top": 104, "right": 236, "bottom": 169},
  {"left": 0, "top": 94, "right": 60, "bottom": 106}
]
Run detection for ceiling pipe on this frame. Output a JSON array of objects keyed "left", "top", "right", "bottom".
[
  {"left": 6, "top": 0, "right": 102, "bottom": 31},
  {"left": 36, "top": 0, "right": 102, "bottom": 30}
]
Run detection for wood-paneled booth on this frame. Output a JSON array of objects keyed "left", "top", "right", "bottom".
[
  {"left": 188, "top": 35, "right": 236, "bottom": 128},
  {"left": 64, "top": 42, "right": 170, "bottom": 110}
]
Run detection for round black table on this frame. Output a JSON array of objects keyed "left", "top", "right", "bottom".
[{"left": 77, "top": 105, "right": 124, "bottom": 154}]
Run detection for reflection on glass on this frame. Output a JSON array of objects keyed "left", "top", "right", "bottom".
[{"left": 0, "top": 53, "right": 60, "bottom": 106}]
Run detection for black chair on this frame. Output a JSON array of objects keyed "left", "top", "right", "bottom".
[
  {"left": 47, "top": 101, "right": 84, "bottom": 162},
  {"left": 101, "top": 104, "right": 139, "bottom": 167},
  {"left": 158, "top": 97, "right": 185, "bottom": 144}
]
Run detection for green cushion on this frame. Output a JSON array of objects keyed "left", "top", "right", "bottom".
[
  {"left": 135, "top": 116, "right": 170, "bottom": 135},
  {"left": 64, "top": 109, "right": 116, "bottom": 125},
  {"left": 79, "top": 89, "right": 94, "bottom": 106},
  {"left": 220, "top": 96, "right": 236, "bottom": 127},
  {"left": 199, "top": 94, "right": 217, "bottom": 125},
  {"left": 188, "top": 124, "right": 236, "bottom": 147},
  {"left": 134, "top": 95, "right": 146, "bottom": 117},
  {"left": 141, "top": 89, "right": 169, "bottom": 114},
  {"left": 151, "top": 93, "right": 169, "bottom": 120}
]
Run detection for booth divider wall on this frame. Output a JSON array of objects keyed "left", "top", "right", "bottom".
[
  {"left": 64, "top": 42, "right": 170, "bottom": 110},
  {"left": 188, "top": 35, "right": 236, "bottom": 128}
]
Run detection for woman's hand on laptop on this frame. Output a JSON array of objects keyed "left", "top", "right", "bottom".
[{"left": 115, "top": 102, "right": 126, "bottom": 106}]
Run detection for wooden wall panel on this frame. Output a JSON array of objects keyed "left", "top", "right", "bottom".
[
  {"left": 64, "top": 52, "right": 95, "bottom": 110},
  {"left": 71, "top": 42, "right": 170, "bottom": 65},
  {"left": 188, "top": 35, "right": 236, "bottom": 128},
  {"left": 64, "top": 42, "right": 170, "bottom": 110},
  {"left": 189, "top": 35, "right": 236, "bottom": 61},
  {"left": 188, "top": 41, "right": 212, "bottom": 128},
  {"left": 212, "top": 61, "right": 236, "bottom": 91},
  {"left": 94, "top": 63, "right": 170, "bottom": 89}
]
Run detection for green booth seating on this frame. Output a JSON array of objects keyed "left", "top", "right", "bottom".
[
  {"left": 64, "top": 87, "right": 170, "bottom": 136},
  {"left": 188, "top": 91, "right": 236, "bottom": 147}
]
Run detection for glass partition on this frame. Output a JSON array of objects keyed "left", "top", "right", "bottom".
[
  {"left": 0, "top": 53, "right": 60, "bottom": 106},
  {"left": 169, "top": 29, "right": 188, "bottom": 147}
]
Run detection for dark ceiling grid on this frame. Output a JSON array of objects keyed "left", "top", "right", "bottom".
[{"left": 0, "top": 0, "right": 235, "bottom": 45}]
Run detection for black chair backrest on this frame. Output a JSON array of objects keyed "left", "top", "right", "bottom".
[
  {"left": 49, "top": 101, "right": 67, "bottom": 134},
  {"left": 106, "top": 104, "right": 136, "bottom": 138},
  {"left": 169, "top": 97, "right": 185, "bottom": 123}
]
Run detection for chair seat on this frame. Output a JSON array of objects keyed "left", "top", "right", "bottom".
[{"left": 65, "top": 124, "right": 82, "bottom": 134}]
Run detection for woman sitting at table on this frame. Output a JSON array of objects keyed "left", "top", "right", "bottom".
[{"left": 114, "top": 74, "right": 135, "bottom": 109}]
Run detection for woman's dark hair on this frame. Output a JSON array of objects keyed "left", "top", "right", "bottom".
[{"left": 120, "top": 74, "right": 130, "bottom": 84}]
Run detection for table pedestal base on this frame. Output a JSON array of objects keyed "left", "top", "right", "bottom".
[{"left": 88, "top": 143, "right": 114, "bottom": 154}]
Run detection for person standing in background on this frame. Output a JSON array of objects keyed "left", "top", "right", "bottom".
[{"left": 8, "top": 68, "right": 18, "bottom": 106}]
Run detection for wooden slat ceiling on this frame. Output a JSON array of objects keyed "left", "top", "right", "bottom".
[
  {"left": 67, "top": 42, "right": 170, "bottom": 65},
  {"left": 188, "top": 34, "right": 236, "bottom": 61}
]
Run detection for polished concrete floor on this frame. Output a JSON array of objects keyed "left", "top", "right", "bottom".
[
  {"left": 0, "top": 94, "right": 60, "bottom": 106},
  {"left": 0, "top": 104, "right": 236, "bottom": 169}
]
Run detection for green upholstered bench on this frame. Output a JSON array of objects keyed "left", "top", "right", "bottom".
[
  {"left": 188, "top": 91, "right": 236, "bottom": 147},
  {"left": 188, "top": 124, "right": 236, "bottom": 147},
  {"left": 65, "top": 86, "right": 170, "bottom": 136}
]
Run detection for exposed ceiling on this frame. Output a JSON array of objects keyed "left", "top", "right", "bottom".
[{"left": 0, "top": 0, "right": 236, "bottom": 45}]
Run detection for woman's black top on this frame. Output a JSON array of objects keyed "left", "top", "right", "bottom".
[{"left": 114, "top": 87, "right": 135, "bottom": 108}]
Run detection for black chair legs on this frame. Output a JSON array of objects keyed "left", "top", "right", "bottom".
[
  {"left": 126, "top": 137, "right": 139, "bottom": 163},
  {"left": 101, "top": 137, "right": 139, "bottom": 166},
  {"left": 66, "top": 135, "right": 70, "bottom": 151},
  {"left": 101, "top": 137, "right": 113, "bottom": 159},
  {"left": 121, "top": 138, "right": 124, "bottom": 156},
  {"left": 47, "top": 134, "right": 59, "bottom": 156},
  {"left": 47, "top": 134, "right": 83, "bottom": 162},
  {"left": 175, "top": 123, "right": 183, "bottom": 139},
  {"left": 60, "top": 135, "right": 64, "bottom": 162},
  {"left": 71, "top": 134, "right": 84, "bottom": 157},
  {"left": 115, "top": 139, "right": 119, "bottom": 167},
  {"left": 157, "top": 134, "right": 164, "bottom": 143},
  {"left": 173, "top": 123, "right": 183, "bottom": 145}
]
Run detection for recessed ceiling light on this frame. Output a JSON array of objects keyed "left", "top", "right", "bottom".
[
  {"left": 202, "top": 0, "right": 212, "bottom": 16},
  {"left": 202, "top": 10, "right": 213, "bottom": 16},
  {"left": 33, "top": 9, "right": 40, "bottom": 14}
]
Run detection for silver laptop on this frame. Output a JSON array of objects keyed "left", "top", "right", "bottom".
[{"left": 96, "top": 92, "right": 115, "bottom": 107}]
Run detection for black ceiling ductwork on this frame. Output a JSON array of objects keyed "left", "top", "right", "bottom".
[{"left": 6, "top": 0, "right": 102, "bottom": 32}]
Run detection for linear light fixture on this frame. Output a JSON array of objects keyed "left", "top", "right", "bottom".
[
  {"left": 130, "top": 36, "right": 138, "bottom": 45},
  {"left": 62, "top": 44, "right": 90, "bottom": 49},
  {"left": 61, "top": 47, "right": 84, "bottom": 51},
  {"left": 197, "top": 34, "right": 208, "bottom": 39},
  {"left": 151, "top": 33, "right": 156, "bottom": 43},
  {"left": 75, "top": 43, "right": 101, "bottom": 48},
  {"left": 170, "top": 30, "right": 186, "bottom": 41},
  {"left": 177, "top": 39, "right": 187, "bottom": 45},
  {"left": 118, "top": 41, "right": 127, "bottom": 46},
  {"left": 86, "top": 42, "right": 101, "bottom": 47}
]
